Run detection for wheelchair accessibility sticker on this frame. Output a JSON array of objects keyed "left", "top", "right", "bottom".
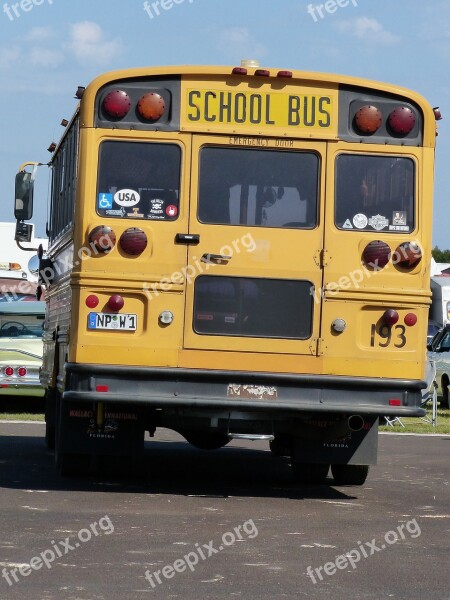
[{"left": 98, "top": 193, "right": 113, "bottom": 209}]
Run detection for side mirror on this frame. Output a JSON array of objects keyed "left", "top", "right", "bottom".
[
  {"left": 14, "top": 171, "right": 34, "bottom": 221},
  {"left": 28, "top": 254, "right": 40, "bottom": 276}
]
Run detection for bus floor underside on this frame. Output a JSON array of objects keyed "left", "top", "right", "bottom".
[{"left": 44, "top": 364, "right": 427, "bottom": 484}]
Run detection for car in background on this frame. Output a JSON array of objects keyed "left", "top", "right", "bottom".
[
  {"left": 427, "top": 319, "right": 441, "bottom": 345},
  {"left": 0, "top": 301, "right": 45, "bottom": 398},
  {"left": 427, "top": 323, "right": 450, "bottom": 409}
]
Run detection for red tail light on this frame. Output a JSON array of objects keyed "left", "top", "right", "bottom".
[
  {"left": 88, "top": 226, "right": 116, "bottom": 253},
  {"left": 362, "top": 241, "right": 391, "bottom": 269},
  {"left": 119, "top": 228, "right": 147, "bottom": 255},
  {"left": 392, "top": 242, "right": 422, "bottom": 269},
  {"left": 102, "top": 90, "right": 131, "bottom": 119},
  {"left": 382, "top": 309, "right": 399, "bottom": 326},
  {"left": 5, "top": 367, "right": 14, "bottom": 376},
  {"left": 107, "top": 295, "right": 124, "bottom": 311},
  {"left": 17, "top": 367, "right": 27, "bottom": 377},
  {"left": 388, "top": 106, "right": 415, "bottom": 135}
]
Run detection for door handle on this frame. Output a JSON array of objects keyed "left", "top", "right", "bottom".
[
  {"left": 201, "top": 253, "right": 232, "bottom": 264},
  {"left": 175, "top": 233, "right": 200, "bottom": 245}
]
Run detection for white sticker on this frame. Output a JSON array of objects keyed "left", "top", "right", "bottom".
[
  {"left": 368, "top": 214, "right": 389, "bottom": 231},
  {"left": 389, "top": 225, "right": 410, "bottom": 231},
  {"left": 392, "top": 211, "right": 407, "bottom": 225},
  {"left": 114, "top": 189, "right": 141, "bottom": 207},
  {"left": 342, "top": 219, "right": 353, "bottom": 229},
  {"left": 353, "top": 213, "right": 368, "bottom": 229}
]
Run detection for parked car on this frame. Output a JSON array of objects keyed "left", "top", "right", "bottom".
[
  {"left": 0, "top": 301, "right": 45, "bottom": 398},
  {"left": 427, "top": 319, "right": 441, "bottom": 345},
  {"left": 427, "top": 323, "right": 450, "bottom": 409}
]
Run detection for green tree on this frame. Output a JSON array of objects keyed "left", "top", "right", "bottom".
[{"left": 432, "top": 246, "right": 450, "bottom": 263}]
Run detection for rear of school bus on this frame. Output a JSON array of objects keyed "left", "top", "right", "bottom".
[{"left": 50, "top": 64, "right": 435, "bottom": 481}]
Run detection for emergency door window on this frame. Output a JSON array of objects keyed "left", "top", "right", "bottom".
[
  {"left": 335, "top": 155, "right": 415, "bottom": 232},
  {"left": 97, "top": 141, "right": 181, "bottom": 220},
  {"left": 198, "top": 147, "right": 319, "bottom": 228}
]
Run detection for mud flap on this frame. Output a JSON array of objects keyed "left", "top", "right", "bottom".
[
  {"left": 58, "top": 401, "right": 145, "bottom": 457},
  {"left": 292, "top": 416, "right": 378, "bottom": 465}
]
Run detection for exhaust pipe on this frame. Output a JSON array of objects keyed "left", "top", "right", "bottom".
[{"left": 348, "top": 415, "right": 365, "bottom": 432}]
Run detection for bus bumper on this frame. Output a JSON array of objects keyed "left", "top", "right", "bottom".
[{"left": 62, "top": 363, "right": 427, "bottom": 418}]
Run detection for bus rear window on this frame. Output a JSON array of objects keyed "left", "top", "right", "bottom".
[
  {"left": 194, "top": 276, "right": 313, "bottom": 339},
  {"left": 198, "top": 147, "right": 319, "bottom": 228},
  {"left": 97, "top": 141, "right": 181, "bottom": 221},
  {"left": 335, "top": 155, "right": 415, "bottom": 232}
]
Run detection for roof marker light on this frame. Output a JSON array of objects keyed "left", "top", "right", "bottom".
[
  {"left": 433, "top": 107, "right": 442, "bottom": 121},
  {"left": 254, "top": 69, "right": 270, "bottom": 77},
  {"left": 277, "top": 70, "right": 293, "bottom": 78},
  {"left": 47, "top": 143, "right": 56, "bottom": 153},
  {"left": 75, "top": 86, "right": 85, "bottom": 99},
  {"left": 232, "top": 67, "right": 247, "bottom": 75}
]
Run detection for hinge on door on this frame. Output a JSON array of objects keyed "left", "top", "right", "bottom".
[
  {"left": 313, "top": 249, "right": 330, "bottom": 268},
  {"left": 309, "top": 338, "right": 325, "bottom": 356}
]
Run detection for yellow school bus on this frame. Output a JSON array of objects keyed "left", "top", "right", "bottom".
[{"left": 14, "top": 62, "right": 438, "bottom": 482}]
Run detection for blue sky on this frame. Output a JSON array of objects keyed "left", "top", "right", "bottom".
[{"left": 1, "top": 0, "right": 450, "bottom": 247}]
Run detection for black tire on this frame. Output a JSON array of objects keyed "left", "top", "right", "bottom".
[
  {"left": 184, "top": 432, "right": 230, "bottom": 450},
  {"left": 45, "top": 422, "right": 55, "bottom": 450},
  {"left": 269, "top": 437, "right": 291, "bottom": 457},
  {"left": 441, "top": 377, "right": 449, "bottom": 409},
  {"left": 291, "top": 462, "right": 330, "bottom": 484},
  {"left": 331, "top": 464, "right": 369, "bottom": 486},
  {"left": 57, "top": 452, "right": 91, "bottom": 477}
]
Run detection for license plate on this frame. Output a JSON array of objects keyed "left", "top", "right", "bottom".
[{"left": 88, "top": 312, "right": 137, "bottom": 331}]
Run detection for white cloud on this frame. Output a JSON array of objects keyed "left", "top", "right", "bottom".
[
  {"left": 0, "top": 47, "right": 20, "bottom": 69},
  {"left": 335, "top": 17, "right": 399, "bottom": 45},
  {"left": 68, "top": 21, "right": 124, "bottom": 66},
  {"left": 29, "top": 47, "right": 64, "bottom": 68},
  {"left": 215, "top": 27, "right": 267, "bottom": 61},
  {"left": 25, "top": 27, "right": 54, "bottom": 42}
]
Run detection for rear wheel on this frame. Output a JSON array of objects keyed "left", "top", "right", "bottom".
[
  {"left": 45, "top": 423, "right": 55, "bottom": 450},
  {"left": 331, "top": 464, "right": 369, "bottom": 486},
  {"left": 269, "top": 436, "right": 291, "bottom": 457},
  {"left": 291, "top": 462, "right": 330, "bottom": 484}
]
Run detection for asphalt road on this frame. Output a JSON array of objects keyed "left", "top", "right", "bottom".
[{"left": 0, "top": 422, "right": 449, "bottom": 600}]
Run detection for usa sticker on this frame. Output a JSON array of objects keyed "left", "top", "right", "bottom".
[
  {"left": 166, "top": 205, "right": 178, "bottom": 217},
  {"left": 114, "top": 189, "right": 140, "bottom": 208},
  {"left": 98, "top": 193, "right": 113, "bottom": 209}
]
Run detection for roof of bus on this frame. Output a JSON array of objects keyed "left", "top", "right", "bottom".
[{"left": 81, "top": 64, "right": 434, "bottom": 110}]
